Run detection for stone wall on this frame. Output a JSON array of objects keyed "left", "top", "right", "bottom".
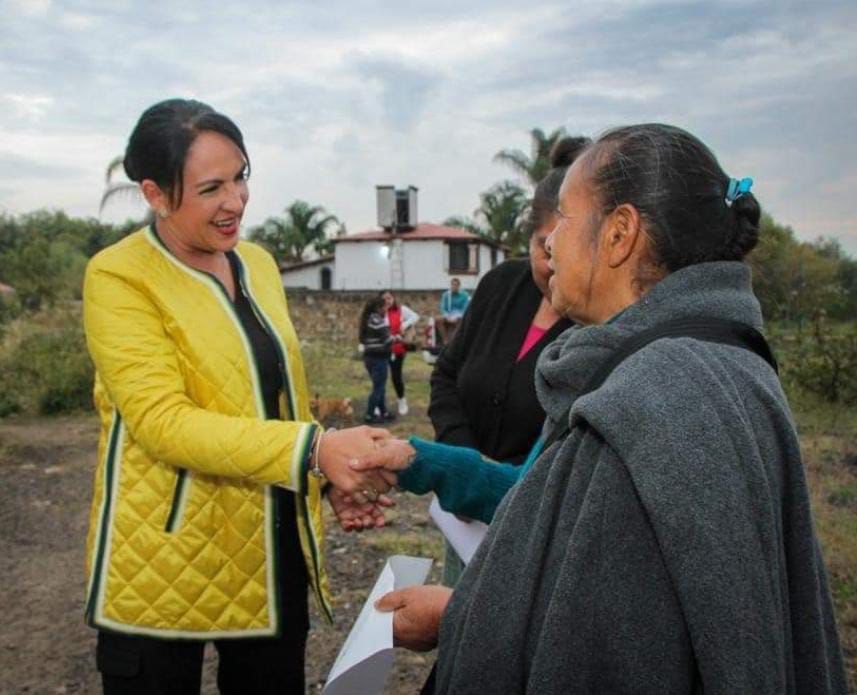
[{"left": 285, "top": 289, "right": 444, "bottom": 345}]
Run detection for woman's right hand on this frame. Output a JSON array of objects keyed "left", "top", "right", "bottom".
[
  {"left": 375, "top": 585, "right": 453, "bottom": 652},
  {"left": 318, "top": 426, "right": 397, "bottom": 502}
]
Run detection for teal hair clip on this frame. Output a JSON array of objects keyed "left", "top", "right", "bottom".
[{"left": 725, "top": 177, "right": 753, "bottom": 207}]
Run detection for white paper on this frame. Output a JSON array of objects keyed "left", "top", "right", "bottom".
[
  {"left": 323, "top": 555, "right": 433, "bottom": 695},
  {"left": 428, "top": 497, "right": 488, "bottom": 565}
]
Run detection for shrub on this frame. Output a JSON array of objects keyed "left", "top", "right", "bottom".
[
  {"left": 37, "top": 343, "right": 94, "bottom": 414},
  {"left": 0, "top": 390, "right": 21, "bottom": 417},
  {"left": 779, "top": 318, "right": 857, "bottom": 406},
  {"left": 0, "top": 294, "right": 22, "bottom": 342},
  {"left": 0, "top": 308, "right": 94, "bottom": 416},
  {"left": 25, "top": 328, "right": 93, "bottom": 415}
]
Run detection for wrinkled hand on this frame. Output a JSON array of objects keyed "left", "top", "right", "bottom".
[
  {"left": 318, "top": 426, "right": 397, "bottom": 502},
  {"left": 327, "top": 486, "right": 394, "bottom": 532},
  {"left": 350, "top": 438, "right": 416, "bottom": 473},
  {"left": 375, "top": 585, "right": 453, "bottom": 652}
]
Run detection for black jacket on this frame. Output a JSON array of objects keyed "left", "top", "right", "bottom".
[{"left": 429, "top": 260, "right": 572, "bottom": 463}]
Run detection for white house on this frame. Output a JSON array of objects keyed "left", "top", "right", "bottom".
[
  {"left": 280, "top": 186, "right": 505, "bottom": 290},
  {"left": 277, "top": 255, "right": 335, "bottom": 290}
]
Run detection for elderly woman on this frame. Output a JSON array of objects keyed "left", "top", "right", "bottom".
[
  {"left": 83, "top": 99, "right": 391, "bottom": 694},
  {"left": 375, "top": 124, "right": 846, "bottom": 694}
]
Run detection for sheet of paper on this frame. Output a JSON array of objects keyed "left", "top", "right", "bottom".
[
  {"left": 429, "top": 497, "right": 488, "bottom": 565},
  {"left": 323, "top": 555, "right": 433, "bottom": 695}
]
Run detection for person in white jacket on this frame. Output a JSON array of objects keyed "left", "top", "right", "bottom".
[{"left": 382, "top": 290, "right": 420, "bottom": 415}]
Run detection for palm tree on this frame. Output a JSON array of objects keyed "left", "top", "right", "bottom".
[
  {"left": 288, "top": 200, "right": 339, "bottom": 257},
  {"left": 248, "top": 200, "right": 339, "bottom": 264},
  {"left": 443, "top": 182, "right": 529, "bottom": 255},
  {"left": 475, "top": 180, "right": 529, "bottom": 253},
  {"left": 443, "top": 215, "right": 483, "bottom": 236},
  {"left": 493, "top": 127, "right": 568, "bottom": 186},
  {"left": 99, "top": 156, "right": 149, "bottom": 220}
]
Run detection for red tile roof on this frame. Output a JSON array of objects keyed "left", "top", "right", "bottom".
[
  {"left": 335, "top": 223, "right": 497, "bottom": 245},
  {"left": 279, "top": 255, "right": 334, "bottom": 272}
]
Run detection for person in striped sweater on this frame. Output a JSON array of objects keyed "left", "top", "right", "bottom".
[{"left": 358, "top": 296, "right": 395, "bottom": 423}]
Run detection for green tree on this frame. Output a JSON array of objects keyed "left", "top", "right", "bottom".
[
  {"left": 787, "top": 316, "right": 857, "bottom": 405},
  {"left": 474, "top": 180, "right": 529, "bottom": 253},
  {"left": 494, "top": 127, "right": 568, "bottom": 186},
  {"left": 748, "top": 214, "right": 799, "bottom": 320},
  {"left": 0, "top": 238, "right": 67, "bottom": 310},
  {"left": 443, "top": 181, "right": 529, "bottom": 255},
  {"left": 248, "top": 200, "right": 339, "bottom": 264},
  {"left": 748, "top": 215, "right": 842, "bottom": 326},
  {"left": 0, "top": 210, "right": 134, "bottom": 313},
  {"left": 811, "top": 236, "right": 857, "bottom": 321}
]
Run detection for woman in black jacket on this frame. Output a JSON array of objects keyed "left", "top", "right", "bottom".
[
  {"left": 429, "top": 136, "right": 589, "bottom": 462},
  {"left": 428, "top": 136, "right": 588, "bottom": 583}
]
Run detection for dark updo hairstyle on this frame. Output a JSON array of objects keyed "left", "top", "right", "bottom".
[
  {"left": 525, "top": 135, "right": 591, "bottom": 237},
  {"left": 123, "top": 98, "right": 250, "bottom": 208},
  {"left": 585, "top": 123, "right": 760, "bottom": 271}
]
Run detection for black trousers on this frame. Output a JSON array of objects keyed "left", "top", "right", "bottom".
[
  {"left": 97, "top": 623, "right": 307, "bottom": 695},
  {"left": 389, "top": 352, "right": 406, "bottom": 398}
]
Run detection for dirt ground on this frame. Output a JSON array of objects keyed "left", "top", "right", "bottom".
[
  {"left": 0, "top": 415, "right": 442, "bottom": 694},
  {"left": 2, "top": 410, "right": 855, "bottom": 693}
]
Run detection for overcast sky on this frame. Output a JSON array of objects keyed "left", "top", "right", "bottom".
[{"left": 2, "top": 0, "right": 856, "bottom": 253}]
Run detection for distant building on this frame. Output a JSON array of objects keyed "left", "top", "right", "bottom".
[
  {"left": 280, "top": 186, "right": 505, "bottom": 291},
  {"left": 278, "top": 256, "right": 335, "bottom": 290},
  {"left": 0, "top": 281, "right": 15, "bottom": 297}
]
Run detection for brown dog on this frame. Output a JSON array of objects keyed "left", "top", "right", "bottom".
[{"left": 310, "top": 394, "right": 355, "bottom": 426}]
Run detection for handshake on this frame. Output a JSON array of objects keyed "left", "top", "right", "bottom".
[{"left": 313, "top": 426, "right": 416, "bottom": 532}]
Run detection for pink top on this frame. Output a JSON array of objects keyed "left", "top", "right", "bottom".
[{"left": 517, "top": 324, "right": 548, "bottom": 362}]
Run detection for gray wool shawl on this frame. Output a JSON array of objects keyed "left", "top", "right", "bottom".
[{"left": 434, "top": 262, "right": 846, "bottom": 694}]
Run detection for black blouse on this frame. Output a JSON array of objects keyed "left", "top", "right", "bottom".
[{"left": 228, "top": 252, "right": 309, "bottom": 634}]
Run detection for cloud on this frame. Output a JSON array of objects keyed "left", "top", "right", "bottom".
[
  {"left": 0, "top": 0, "right": 854, "bottom": 253},
  {"left": 0, "top": 151, "right": 79, "bottom": 179},
  {"left": 3, "top": 93, "right": 54, "bottom": 121},
  {"left": 59, "top": 11, "right": 97, "bottom": 30},
  {"left": 350, "top": 54, "right": 439, "bottom": 130},
  {"left": 6, "top": 0, "right": 51, "bottom": 17}
]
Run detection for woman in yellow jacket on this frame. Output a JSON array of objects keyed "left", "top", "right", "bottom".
[{"left": 83, "top": 99, "right": 391, "bottom": 694}]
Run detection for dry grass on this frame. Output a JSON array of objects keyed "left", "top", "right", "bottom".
[{"left": 794, "top": 392, "right": 857, "bottom": 684}]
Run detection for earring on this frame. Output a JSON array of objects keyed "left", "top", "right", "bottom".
[{"left": 157, "top": 208, "right": 168, "bottom": 219}]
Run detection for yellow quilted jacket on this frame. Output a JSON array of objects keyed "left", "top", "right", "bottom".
[{"left": 83, "top": 226, "right": 330, "bottom": 639}]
